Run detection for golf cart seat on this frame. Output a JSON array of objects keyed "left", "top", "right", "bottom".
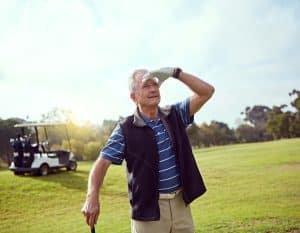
[
  {"left": 23, "top": 138, "right": 35, "bottom": 168},
  {"left": 12, "top": 137, "right": 24, "bottom": 167}
]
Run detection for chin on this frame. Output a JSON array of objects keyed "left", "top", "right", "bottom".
[
  {"left": 152, "top": 98, "right": 160, "bottom": 105},
  {"left": 148, "top": 100, "right": 160, "bottom": 107},
  {"left": 144, "top": 96, "right": 160, "bottom": 106}
]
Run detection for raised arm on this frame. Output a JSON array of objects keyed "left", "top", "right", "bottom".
[
  {"left": 142, "top": 67, "right": 215, "bottom": 116},
  {"left": 177, "top": 71, "right": 215, "bottom": 116},
  {"left": 81, "top": 156, "right": 112, "bottom": 228}
]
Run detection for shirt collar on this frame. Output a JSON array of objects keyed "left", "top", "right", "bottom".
[{"left": 132, "top": 105, "right": 172, "bottom": 127}]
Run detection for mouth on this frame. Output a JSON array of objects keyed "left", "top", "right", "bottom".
[{"left": 148, "top": 95, "right": 159, "bottom": 99}]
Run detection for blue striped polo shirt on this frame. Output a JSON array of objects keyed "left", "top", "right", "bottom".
[{"left": 101, "top": 98, "right": 194, "bottom": 193}]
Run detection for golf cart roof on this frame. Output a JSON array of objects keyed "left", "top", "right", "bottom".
[{"left": 14, "top": 122, "right": 66, "bottom": 128}]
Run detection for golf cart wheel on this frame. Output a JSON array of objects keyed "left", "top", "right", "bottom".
[
  {"left": 67, "top": 161, "right": 77, "bottom": 171},
  {"left": 40, "top": 164, "right": 49, "bottom": 176},
  {"left": 14, "top": 171, "right": 24, "bottom": 176}
]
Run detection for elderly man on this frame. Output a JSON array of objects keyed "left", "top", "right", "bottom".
[{"left": 82, "top": 67, "right": 215, "bottom": 233}]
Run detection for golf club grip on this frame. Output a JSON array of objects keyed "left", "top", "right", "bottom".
[{"left": 91, "top": 226, "right": 95, "bottom": 233}]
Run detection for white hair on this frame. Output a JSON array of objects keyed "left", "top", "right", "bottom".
[{"left": 128, "top": 69, "right": 148, "bottom": 93}]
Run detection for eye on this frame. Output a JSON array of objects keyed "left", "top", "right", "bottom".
[
  {"left": 141, "top": 80, "right": 159, "bottom": 89},
  {"left": 142, "top": 84, "right": 150, "bottom": 89}
]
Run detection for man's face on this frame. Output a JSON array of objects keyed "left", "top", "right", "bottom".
[{"left": 131, "top": 71, "right": 161, "bottom": 107}]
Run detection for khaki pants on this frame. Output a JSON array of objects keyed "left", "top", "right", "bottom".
[{"left": 131, "top": 192, "right": 194, "bottom": 233}]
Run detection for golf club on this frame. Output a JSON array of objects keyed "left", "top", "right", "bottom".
[{"left": 91, "top": 226, "right": 95, "bottom": 233}]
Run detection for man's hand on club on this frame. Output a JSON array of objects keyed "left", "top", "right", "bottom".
[
  {"left": 81, "top": 195, "right": 100, "bottom": 228},
  {"left": 142, "top": 67, "right": 177, "bottom": 86}
]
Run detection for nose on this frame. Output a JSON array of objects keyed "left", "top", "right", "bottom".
[
  {"left": 149, "top": 86, "right": 159, "bottom": 94},
  {"left": 150, "top": 83, "right": 159, "bottom": 91}
]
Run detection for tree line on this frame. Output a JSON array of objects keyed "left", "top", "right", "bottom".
[
  {"left": 187, "top": 89, "right": 300, "bottom": 147},
  {"left": 0, "top": 89, "right": 299, "bottom": 163}
]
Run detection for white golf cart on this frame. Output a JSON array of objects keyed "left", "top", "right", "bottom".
[{"left": 9, "top": 122, "right": 77, "bottom": 176}]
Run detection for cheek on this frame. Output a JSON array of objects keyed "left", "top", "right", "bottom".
[{"left": 134, "top": 92, "right": 144, "bottom": 102}]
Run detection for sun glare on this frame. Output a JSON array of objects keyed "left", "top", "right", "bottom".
[{"left": 70, "top": 107, "right": 93, "bottom": 126}]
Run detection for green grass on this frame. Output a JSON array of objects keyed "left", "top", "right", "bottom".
[{"left": 0, "top": 139, "right": 299, "bottom": 233}]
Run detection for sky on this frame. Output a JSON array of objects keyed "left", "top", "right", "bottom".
[{"left": 0, "top": 0, "right": 299, "bottom": 128}]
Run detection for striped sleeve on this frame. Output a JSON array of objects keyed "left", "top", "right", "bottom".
[
  {"left": 173, "top": 98, "right": 194, "bottom": 128},
  {"left": 100, "top": 124, "right": 125, "bottom": 165}
]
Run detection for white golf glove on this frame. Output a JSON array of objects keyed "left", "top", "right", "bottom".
[{"left": 142, "top": 67, "right": 179, "bottom": 86}]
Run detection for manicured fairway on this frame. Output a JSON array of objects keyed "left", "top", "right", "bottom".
[{"left": 0, "top": 139, "right": 299, "bottom": 232}]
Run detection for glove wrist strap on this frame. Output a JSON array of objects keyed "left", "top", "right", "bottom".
[{"left": 173, "top": 68, "right": 182, "bottom": 79}]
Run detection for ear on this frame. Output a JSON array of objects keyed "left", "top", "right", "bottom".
[{"left": 130, "top": 92, "right": 137, "bottom": 104}]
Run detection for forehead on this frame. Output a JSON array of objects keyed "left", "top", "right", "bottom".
[
  {"left": 141, "top": 78, "right": 159, "bottom": 88},
  {"left": 134, "top": 71, "right": 158, "bottom": 87}
]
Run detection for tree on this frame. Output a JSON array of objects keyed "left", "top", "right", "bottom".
[
  {"left": 289, "top": 113, "right": 300, "bottom": 137},
  {"left": 288, "top": 89, "right": 300, "bottom": 137},
  {"left": 266, "top": 105, "right": 291, "bottom": 139},
  {"left": 187, "top": 123, "right": 202, "bottom": 147},
  {"left": 84, "top": 141, "right": 102, "bottom": 161},
  {"left": 265, "top": 90, "right": 300, "bottom": 139},
  {"left": 236, "top": 124, "right": 270, "bottom": 142},
  {"left": 289, "top": 89, "right": 300, "bottom": 111},
  {"left": 62, "top": 139, "right": 84, "bottom": 160},
  {"left": 241, "top": 105, "right": 271, "bottom": 130},
  {"left": 197, "top": 121, "right": 236, "bottom": 146},
  {"left": 0, "top": 118, "right": 26, "bottom": 165},
  {"left": 209, "top": 121, "right": 236, "bottom": 145},
  {"left": 198, "top": 123, "right": 213, "bottom": 147},
  {"left": 241, "top": 105, "right": 271, "bottom": 141},
  {"left": 41, "top": 107, "right": 73, "bottom": 123}
]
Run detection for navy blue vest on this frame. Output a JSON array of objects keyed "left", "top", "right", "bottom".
[{"left": 120, "top": 107, "right": 206, "bottom": 221}]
